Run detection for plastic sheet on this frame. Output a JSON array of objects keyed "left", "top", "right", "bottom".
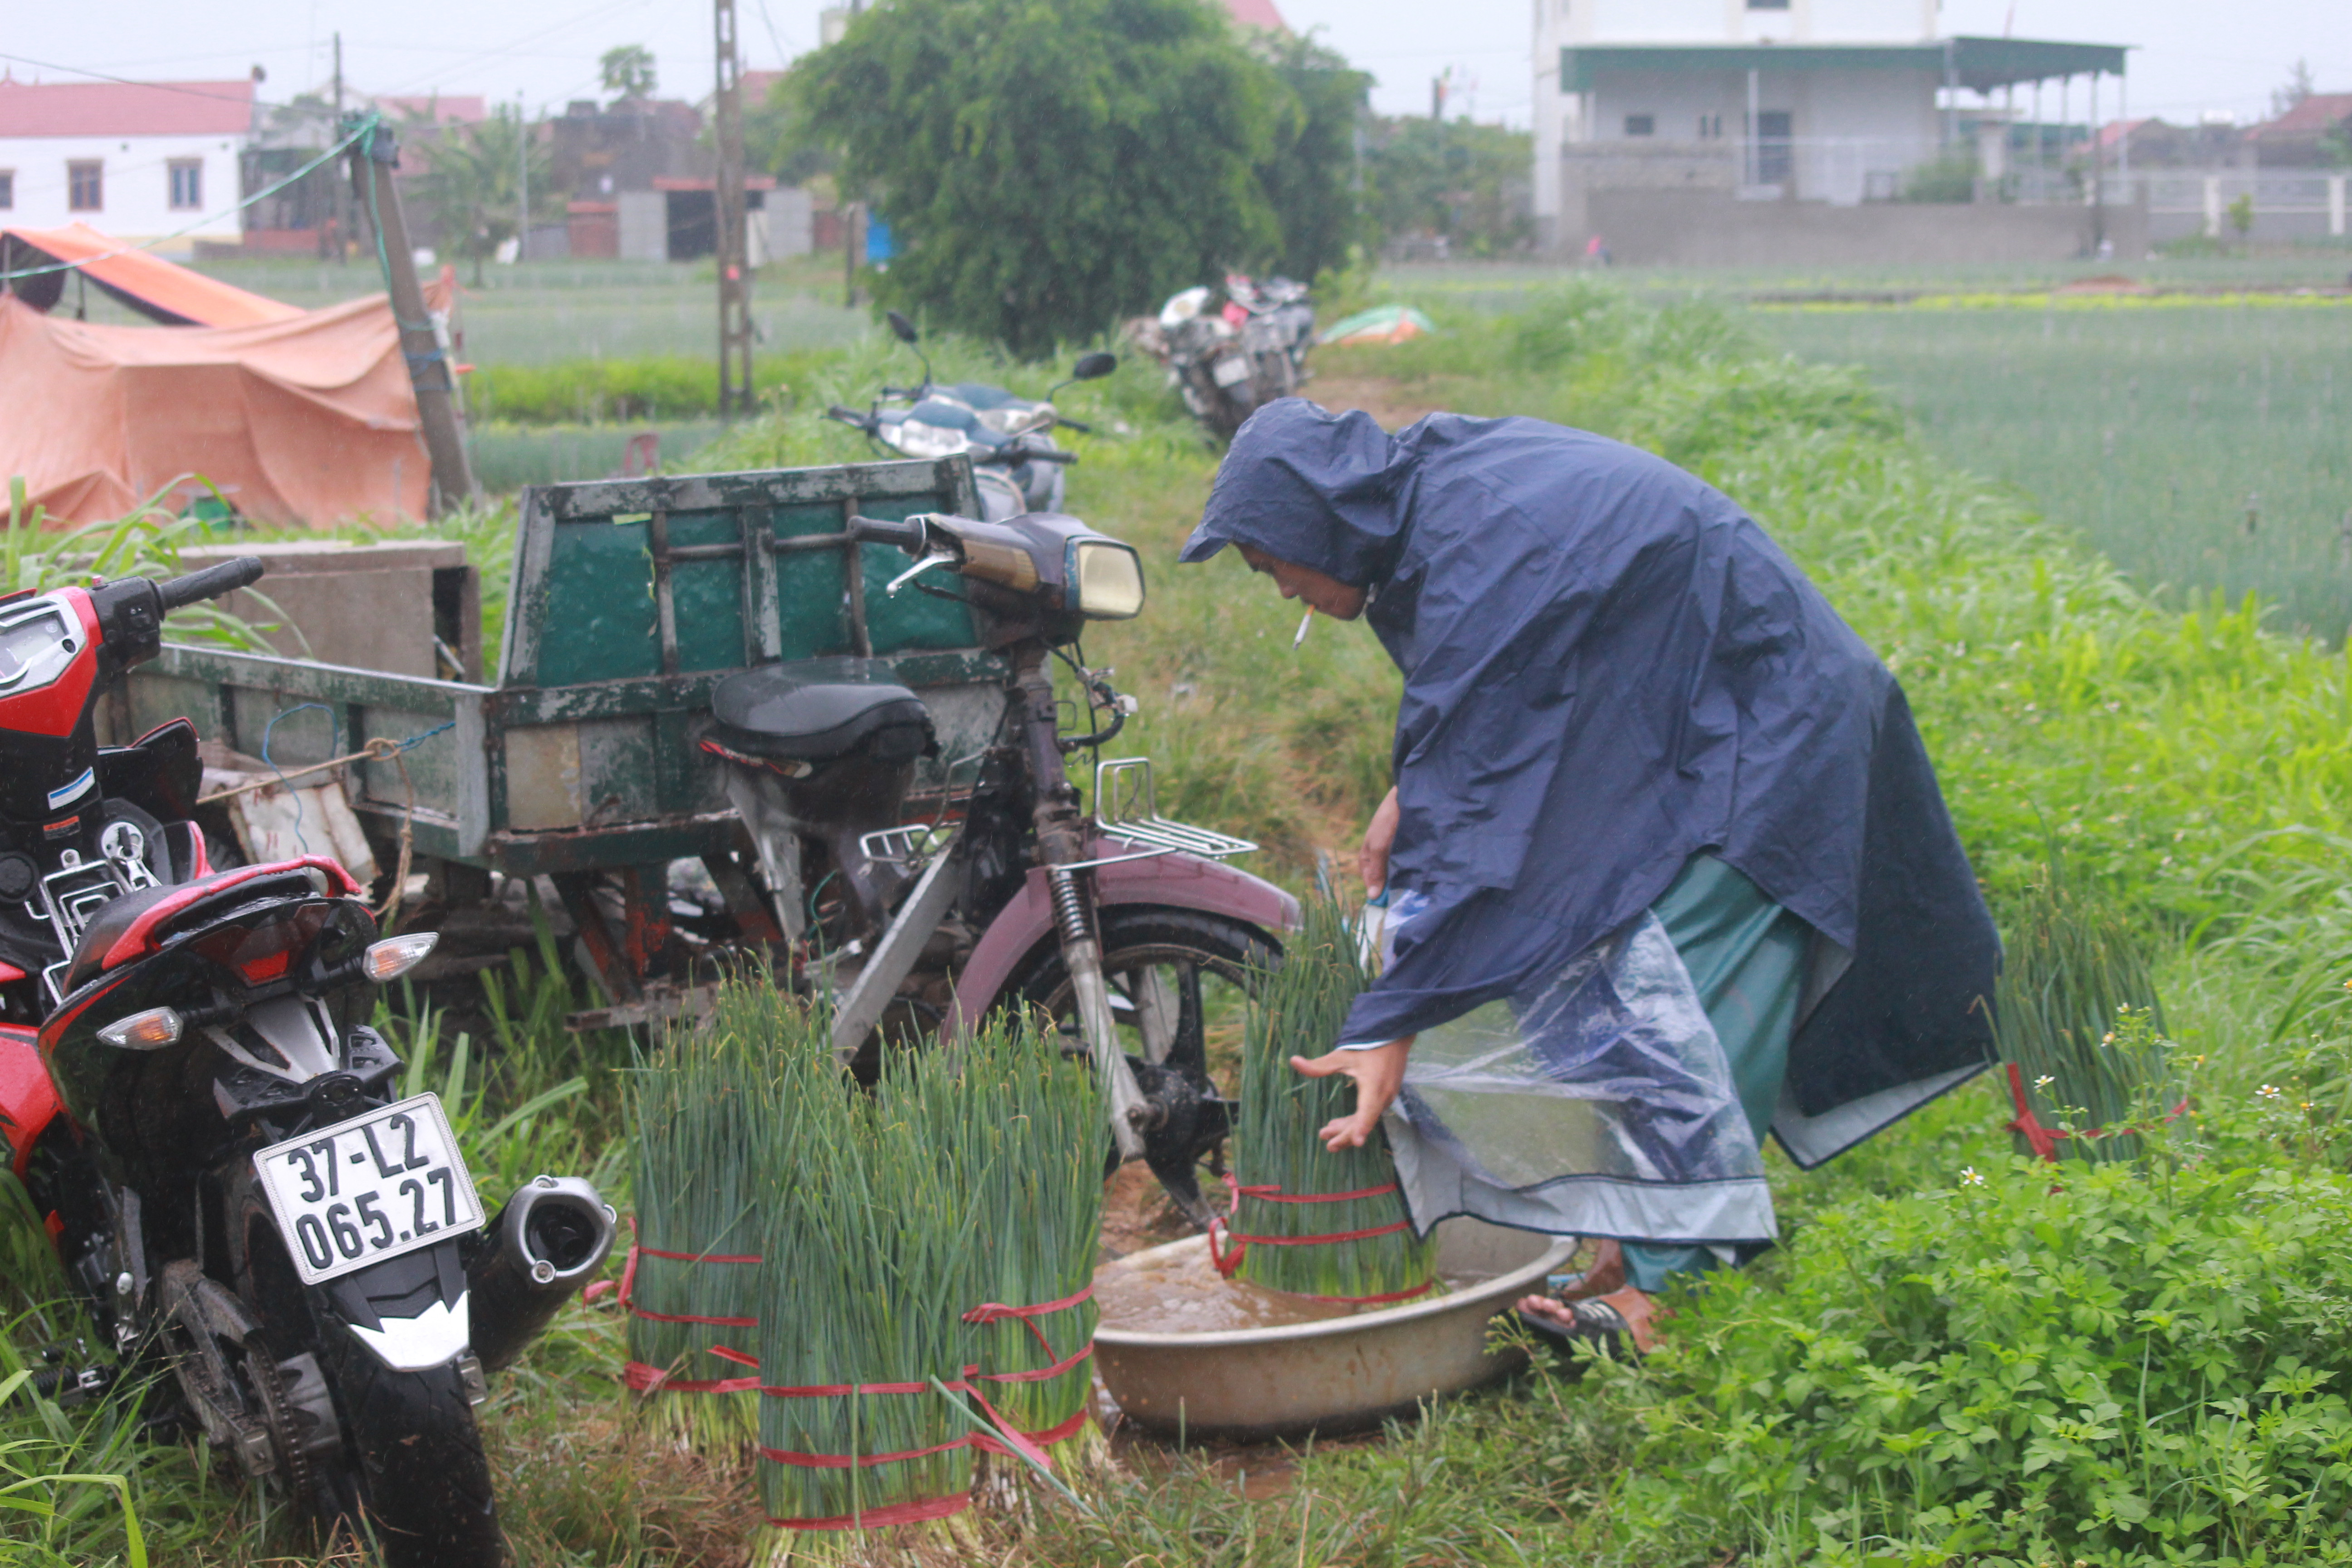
[{"left": 1366, "top": 893, "right": 1778, "bottom": 1247}]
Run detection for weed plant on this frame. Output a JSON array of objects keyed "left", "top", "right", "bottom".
[{"left": 1230, "top": 895, "right": 1436, "bottom": 1302}]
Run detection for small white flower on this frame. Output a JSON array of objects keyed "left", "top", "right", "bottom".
[
  {"left": 2102, "top": 1032, "right": 2116, "bottom": 1045},
  {"left": 1960, "top": 1166, "right": 1987, "bottom": 1187},
  {"left": 2258, "top": 1084, "right": 2283, "bottom": 1101},
  {"left": 2034, "top": 1074, "right": 2055, "bottom": 1090}
]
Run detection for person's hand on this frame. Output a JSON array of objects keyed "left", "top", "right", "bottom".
[
  {"left": 1289, "top": 1036, "right": 1414, "bottom": 1151},
  {"left": 1358, "top": 786, "right": 1401, "bottom": 896}
]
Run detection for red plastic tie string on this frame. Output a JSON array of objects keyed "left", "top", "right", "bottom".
[
  {"left": 1206, "top": 1177, "right": 1430, "bottom": 1304},
  {"left": 962, "top": 1282, "right": 1093, "bottom": 1363},
  {"left": 614, "top": 1218, "right": 764, "bottom": 1329},
  {"left": 2004, "top": 1062, "right": 2191, "bottom": 1165},
  {"left": 766, "top": 1490, "right": 976, "bottom": 1532}
]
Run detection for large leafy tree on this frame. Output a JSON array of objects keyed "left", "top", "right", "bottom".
[{"left": 797, "top": 0, "right": 1289, "bottom": 358}]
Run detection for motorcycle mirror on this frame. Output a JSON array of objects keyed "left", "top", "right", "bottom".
[
  {"left": 886, "top": 309, "right": 921, "bottom": 345},
  {"left": 1071, "top": 351, "right": 1117, "bottom": 382}
]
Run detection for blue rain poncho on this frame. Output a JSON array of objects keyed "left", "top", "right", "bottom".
[{"left": 1182, "top": 401, "right": 1998, "bottom": 1241}]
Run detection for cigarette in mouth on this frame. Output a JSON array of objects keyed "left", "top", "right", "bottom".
[{"left": 1293, "top": 607, "right": 1315, "bottom": 650}]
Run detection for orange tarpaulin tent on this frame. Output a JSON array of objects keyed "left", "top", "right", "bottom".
[
  {"left": 0, "top": 223, "right": 306, "bottom": 328},
  {"left": 0, "top": 236, "right": 452, "bottom": 527}
]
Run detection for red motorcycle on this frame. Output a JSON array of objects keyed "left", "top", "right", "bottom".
[{"left": 0, "top": 559, "right": 612, "bottom": 1567}]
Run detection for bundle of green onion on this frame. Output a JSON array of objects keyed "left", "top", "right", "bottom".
[
  {"left": 949, "top": 1016, "right": 1104, "bottom": 1448},
  {"left": 1231, "top": 894, "right": 1437, "bottom": 1303},
  {"left": 1995, "top": 860, "right": 2170, "bottom": 1163},
  {"left": 626, "top": 981, "right": 789, "bottom": 1441},
  {"left": 755, "top": 1000, "right": 1101, "bottom": 1534}
]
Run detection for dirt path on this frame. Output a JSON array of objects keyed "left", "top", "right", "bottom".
[{"left": 1298, "top": 372, "right": 1448, "bottom": 431}]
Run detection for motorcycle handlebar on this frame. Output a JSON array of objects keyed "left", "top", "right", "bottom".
[
  {"left": 847, "top": 514, "right": 931, "bottom": 551},
  {"left": 826, "top": 405, "right": 873, "bottom": 427},
  {"left": 977, "top": 448, "right": 1078, "bottom": 466},
  {"left": 156, "top": 556, "right": 265, "bottom": 612},
  {"left": 1054, "top": 416, "right": 1094, "bottom": 435}
]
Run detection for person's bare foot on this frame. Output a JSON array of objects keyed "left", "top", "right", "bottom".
[
  {"left": 1515, "top": 1283, "right": 1663, "bottom": 1355},
  {"left": 1555, "top": 1238, "right": 1625, "bottom": 1300}
]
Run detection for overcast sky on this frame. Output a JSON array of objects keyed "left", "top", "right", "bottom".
[{"left": 3, "top": 0, "right": 2343, "bottom": 132}]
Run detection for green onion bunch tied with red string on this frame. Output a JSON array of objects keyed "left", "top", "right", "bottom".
[
  {"left": 953, "top": 1014, "right": 1104, "bottom": 1450},
  {"left": 624, "top": 978, "right": 790, "bottom": 1442},
  {"left": 1995, "top": 856, "right": 2171, "bottom": 1164},
  {"left": 1229, "top": 893, "right": 1438, "bottom": 1304},
  {"left": 755, "top": 1001, "right": 1101, "bottom": 1535}
]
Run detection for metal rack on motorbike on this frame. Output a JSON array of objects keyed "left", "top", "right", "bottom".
[{"left": 108, "top": 452, "right": 1298, "bottom": 1220}]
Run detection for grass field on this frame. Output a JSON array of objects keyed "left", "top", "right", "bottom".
[
  {"left": 1758, "top": 297, "right": 2352, "bottom": 641},
  {"left": 20, "top": 266, "right": 2352, "bottom": 1564}
]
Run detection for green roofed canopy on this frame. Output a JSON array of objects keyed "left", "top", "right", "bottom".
[{"left": 1559, "top": 36, "right": 2129, "bottom": 95}]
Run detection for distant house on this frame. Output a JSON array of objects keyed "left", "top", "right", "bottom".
[
  {"left": 1533, "top": 0, "right": 2127, "bottom": 255},
  {"left": 2249, "top": 92, "right": 2352, "bottom": 168},
  {"left": 0, "top": 75, "right": 256, "bottom": 254}
]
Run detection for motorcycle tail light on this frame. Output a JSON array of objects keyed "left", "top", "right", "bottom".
[
  {"left": 97, "top": 1007, "right": 184, "bottom": 1050},
  {"left": 362, "top": 933, "right": 439, "bottom": 983}
]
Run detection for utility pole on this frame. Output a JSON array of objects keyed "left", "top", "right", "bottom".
[
  {"left": 331, "top": 33, "right": 350, "bottom": 263},
  {"left": 517, "top": 89, "right": 529, "bottom": 264},
  {"left": 713, "top": 0, "right": 755, "bottom": 419},
  {"left": 344, "top": 117, "right": 477, "bottom": 515}
]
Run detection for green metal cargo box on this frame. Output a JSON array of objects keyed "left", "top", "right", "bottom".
[{"left": 109, "top": 457, "right": 1009, "bottom": 885}]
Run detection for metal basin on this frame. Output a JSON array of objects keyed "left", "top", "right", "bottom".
[{"left": 1094, "top": 1219, "right": 1575, "bottom": 1442}]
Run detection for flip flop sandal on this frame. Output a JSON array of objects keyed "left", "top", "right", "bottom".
[{"left": 1513, "top": 1297, "right": 1637, "bottom": 1369}]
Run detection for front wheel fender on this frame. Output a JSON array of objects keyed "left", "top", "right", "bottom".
[{"left": 946, "top": 839, "right": 1298, "bottom": 1036}]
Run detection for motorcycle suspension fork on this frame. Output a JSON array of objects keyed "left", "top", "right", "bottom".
[{"left": 1012, "top": 646, "right": 1150, "bottom": 1160}]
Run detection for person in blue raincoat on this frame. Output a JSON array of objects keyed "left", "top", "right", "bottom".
[{"left": 1181, "top": 398, "right": 1999, "bottom": 1355}]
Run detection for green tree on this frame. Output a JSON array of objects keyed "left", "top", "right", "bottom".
[
  {"left": 415, "top": 107, "right": 559, "bottom": 284},
  {"left": 600, "top": 44, "right": 657, "bottom": 102},
  {"left": 745, "top": 69, "right": 837, "bottom": 186},
  {"left": 795, "top": 0, "right": 1287, "bottom": 358},
  {"left": 1361, "top": 116, "right": 1532, "bottom": 255},
  {"left": 1250, "top": 33, "right": 1371, "bottom": 281}
]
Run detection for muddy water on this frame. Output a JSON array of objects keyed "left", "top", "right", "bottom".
[{"left": 1096, "top": 1242, "right": 1483, "bottom": 1334}]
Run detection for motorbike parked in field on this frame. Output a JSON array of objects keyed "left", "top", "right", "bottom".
[
  {"left": 827, "top": 309, "right": 1118, "bottom": 522},
  {"left": 1130, "top": 273, "right": 1316, "bottom": 441},
  {"left": 0, "top": 560, "right": 614, "bottom": 1567},
  {"left": 698, "top": 505, "right": 1294, "bottom": 1225}
]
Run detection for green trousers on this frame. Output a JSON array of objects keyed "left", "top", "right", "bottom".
[{"left": 1621, "top": 854, "right": 1809, "bottom": 1293}]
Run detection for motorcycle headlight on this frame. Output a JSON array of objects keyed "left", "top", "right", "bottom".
[{"left": 1068, "top": 539, "right": 1145, "bottom": 620}]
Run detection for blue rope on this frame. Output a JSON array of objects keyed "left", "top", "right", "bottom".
[
  {"left": 254, "top": 711, "right": 453, "bottom": 858},
  {"left": 261, "top": 704, "right": 339, "bottom": 856}
]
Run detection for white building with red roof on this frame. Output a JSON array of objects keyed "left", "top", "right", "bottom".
[{"left": 0, "top": 75, "right": 257, "bottom": 254}]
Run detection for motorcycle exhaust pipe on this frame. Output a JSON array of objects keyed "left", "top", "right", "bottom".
[{"left": 464, "top": 1174, "right": 617, "bottom": 1373}]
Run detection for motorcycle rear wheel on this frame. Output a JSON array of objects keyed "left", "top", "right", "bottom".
[
  {"left": 235, "top": 1190, "right": 504, "bottom": 1566},
  {"left": 312, "top": 1331, "right": 502, "bottom": 1568}
]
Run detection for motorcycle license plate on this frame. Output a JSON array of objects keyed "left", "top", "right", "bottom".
[
  {"left": 1212, "top": 355, "right": 1253, "bottom": 387},
  {"left": 255, "top": 1094, "right": 484, "bottom": 1285}
]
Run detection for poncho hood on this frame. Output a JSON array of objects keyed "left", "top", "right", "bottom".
[
  {"left": 1185, "top": 399, "right": 1998, "bottom": 1127},
  {"left": 1179, "top": 400, "right": 1416, "bottom": 584}
]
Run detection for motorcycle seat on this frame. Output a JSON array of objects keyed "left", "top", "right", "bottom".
[{"left": 707, "top": 658, "right": 935, "bottom": 765}]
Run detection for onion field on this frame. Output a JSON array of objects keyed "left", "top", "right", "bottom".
[{"left": 1760, "top": 296, "right": 2352, "bottom": 640}]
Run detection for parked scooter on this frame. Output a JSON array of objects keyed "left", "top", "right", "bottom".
[
  {"left": 698, "top": 508, "right": 1297, "bottom": 1224},
  {"left": 828, "top": 309, "right": 1117, "bottom": 521},
  {"left": 1129, "top": 272, "right": 1315, "bottom": 441},
  {"left": 0, "top": 560, "right": 613, "bottom": 1567}
]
